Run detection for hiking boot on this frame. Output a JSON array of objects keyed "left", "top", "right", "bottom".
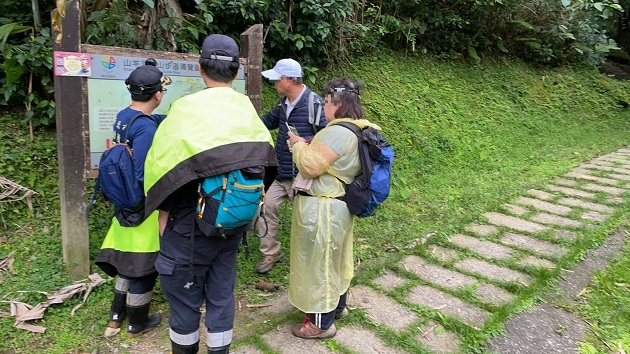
[
  {"left": 127, "top": 314, "right": 162, "bottom": 338},
  {"left": 107, "top": 290, "right": 127, "bottom": 330},
  {"left": 255, "top": 252, "right": 284, "bottom": 274},
  {"left": 335, "top": 308, "right": 349, "bottom": 319},
  {"left": 126, "top": 303, "right": 162, "bottom": 338},
  {"left": 291, "top": 320, "right": 337, "bottom": 339}
]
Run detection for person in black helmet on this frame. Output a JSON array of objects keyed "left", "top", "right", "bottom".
[
  {"left": 95, "top": 59, "right": 171, "bottom": 339},
  {"left": 146, "top": 33, "right": 276, "bottom": 354}
]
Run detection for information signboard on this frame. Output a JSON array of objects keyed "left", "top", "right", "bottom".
[{"left": 86, "top": 54, "right": 245, "bottom": 169}]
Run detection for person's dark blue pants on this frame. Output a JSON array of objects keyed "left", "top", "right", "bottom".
[
  {"left": 307, "top": 292, "right": 347, "bottom": 330},
  {"left": 156, "top": 231, "right": 241, "bottom": 348}
]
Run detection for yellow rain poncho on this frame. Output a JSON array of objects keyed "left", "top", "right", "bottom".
[{"left": 288, "top": 118, "right": 381, "bottom": 313}]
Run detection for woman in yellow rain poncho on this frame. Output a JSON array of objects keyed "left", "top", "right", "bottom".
[{"left": 286, "top": 78, "right": 381, "bottom": 339}]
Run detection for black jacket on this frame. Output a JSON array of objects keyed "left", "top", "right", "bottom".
[{"left": 260, "top": 86, "right": 328, "bottom": 181}]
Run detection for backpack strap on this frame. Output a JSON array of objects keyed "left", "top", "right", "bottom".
[
  {"left": 336, "top": 121, "right": 361, "bottom": 137},
  {"left": 308, "top": 92, "right": 323, "bottom": 133},
  {"left": 120, "top": 113, "right": 158, "bottom": 145}
]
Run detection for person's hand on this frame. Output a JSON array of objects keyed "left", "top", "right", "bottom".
[{"left": 287, "top": 130, "right": 306, "bottom": 147}]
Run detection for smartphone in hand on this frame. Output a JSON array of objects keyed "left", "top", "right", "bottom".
[{"left": 286, "top": 122, "right": 299, "bottom": 136}]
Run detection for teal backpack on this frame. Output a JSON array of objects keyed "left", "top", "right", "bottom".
[{"left": 195, "top": 166, "right": 265, "bottom": 238}]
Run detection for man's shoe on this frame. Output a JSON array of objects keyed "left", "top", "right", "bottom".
[
  {"left": 335, "top": 308, "right": 349, "bottom": 319},
  {"left": 255, "top": 252, "right": 284, "bottom": 274},
  {"left": 291, "top": 321, "right": 336, "bottom": 339}
]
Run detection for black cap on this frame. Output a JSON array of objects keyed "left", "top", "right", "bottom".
[
  {"left": 200, "top": 34, "right": 239, "bottom": 62},
  {"left": 125, "top": 59, "right": 171, "bottom": 95}
]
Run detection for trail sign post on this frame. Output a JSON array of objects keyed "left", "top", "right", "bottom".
[{"left": 52, "top": 0, "right": 263, "bottom": 278}]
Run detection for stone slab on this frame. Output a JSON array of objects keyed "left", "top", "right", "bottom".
[
  {"left": 454, "top": 258, "right": 533, "bottom": 286},
  {"left": 513, "top": 197, "right": 572, "bottom": 215},
  {"left": 258, "top": 293, "right": 295, "bottom": 315},
  {"left": 484, "top": 212, "right": 550, "bottom": 233},
  {"left": 546, "top": 185, "right": 595, "bottom": 199},
  {"left": 516, "top": 255, "right": 556, "bottom": 269},
  {"left": 526, "top": 189, "right": 554, "bottom": 200},
  {"left": 581, "top": 211, "right": 609, "bottom": 222},
  {"left": 347, "top": 285, "right": 417, "bottom": 331},
  {"left": 556, "top": 197, "right": 614, "bottom": 213},
  {"left": 336, "top": 326, "right": 405, "bottom": 354},
  {"left": 232, "top": 345, "right": 264, "bottom": 354},
  {"left": 262, "top": 323, "right": 333, "bottom": 354},
  {"left": 487, "top": 304, "right": 585, "bottom": 354},
  {"left": 417, "top": 321, "right": 462, "bottom": 354},
  {"left": 583, "top": 163, "right": 630, "bottom": 174},
  {"left": 606, "top": 196, "right": 625, "bottom": 204},
  {"left": 595, "top": 156, "right": 630, "bottom": 165},
  {"left": 564, "top": 171, "right": 620, "bottom": 186},
  {"left": 530, "top": 213, "right": 583, "bottom": 228},
  {"left": 499, "top": 232, "right": 567, "bottom": 259},
  {"left": 554, "top": 230, "right": 579, "bottom": 242},
  {"left": 551, "top": 226, "right": 628, "bottom": 303},
  {"left": 607, "top": 172, "right": 630, "bottom": 181},
  {"left": 464, "top": 224, "right": 499, "bottom": 237},
  {"left": 426, "top": 244, "right": 461, "bottom": 263},
  {"left": 581, "top": 183, "right": 626, "bottom": 196},
  {"left": 373, "top": 270, "right": 408, "bottom": 291},
  {"left": 553, "top": 178, "right": 577, "bottom": 186},
  {"left": 504, "top": 203, "right": 528, "bottom": 216},
  {"left": 473, "top": 283, "right": 516, "bottom": 307},
  {"left": 449, "top": 234, "right": 517, "bottom": 260},
  {"left": 407, "top": 285, "right": 490, "bottom": 328},
  {"left": 401, "top": 255, "right": 478, "bottom": 290}
]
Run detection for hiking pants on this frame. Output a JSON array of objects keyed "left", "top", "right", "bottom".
[
  {"left": 117, "top": 272, "right": 158, "bottom": 307},
  {"left": 256, "top": 179, "right": 294, "bottom": 256},
  {"left": 155, "top": 230, "right": 242, "bottom": 349},
  {"left": 307, "top": 292, "right": 347, "bottom": 330}
]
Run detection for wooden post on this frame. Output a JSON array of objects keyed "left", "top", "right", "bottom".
[
  {"left": 52, "top": 0, "right": 90, "bottom": 278},
  {"left": 240, "top": 24, "right": 263, "bottom": 113}
]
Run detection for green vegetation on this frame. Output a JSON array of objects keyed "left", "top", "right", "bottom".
[
  {"left": 2, "top": 0, "right": 628, "bottom": 128},
  {"left": 1, "top": 52, "right": 630, "bottom": 353},
  {"left": 578, "top": 239, "right": 630, "bottom": 352}
]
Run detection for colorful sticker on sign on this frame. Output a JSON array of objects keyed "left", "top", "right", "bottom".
[
  {"left": 101, "top": 56, "right": 116, "bottom": 70},
  {"left": 54, "top": 51, "right": 92, "bottom": 77}
]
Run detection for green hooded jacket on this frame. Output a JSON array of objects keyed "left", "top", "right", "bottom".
[{"left": 144, "top": 87, "right": 277, "bottom": 214}]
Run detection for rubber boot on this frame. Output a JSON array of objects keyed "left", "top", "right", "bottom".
[
  {"left": 208, "top": 344, "right": 230, "bottom": 354},
  {"left": 126, "top": 303, "right": 162, "bottom": 338},
  {"left": 108, "top": 290, "right": 127, "bottom": 329},
  {"left": 171, "top": 340, "right": 199, "bottom": 354}
]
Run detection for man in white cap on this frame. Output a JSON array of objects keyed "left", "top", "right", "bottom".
[{"left": 255, "top": 59, "right": 327, "bottom": 274}]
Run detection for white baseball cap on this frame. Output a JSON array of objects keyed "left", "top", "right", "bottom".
[{"left": 261, "top": 59, "right": 302, "bottom": 80}]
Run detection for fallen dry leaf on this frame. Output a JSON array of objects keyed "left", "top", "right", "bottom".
[
  {"left": 1, "top": 273, "right": 105, "bottom": 333},
  {"left": 246, "top": 303, "right": 272, "bottom": 308}
]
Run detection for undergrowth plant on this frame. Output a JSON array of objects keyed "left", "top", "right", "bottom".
[{"left": 1, "top": 52, "right": 630, "bottom": 353}]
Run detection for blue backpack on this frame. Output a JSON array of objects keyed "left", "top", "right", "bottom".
[
  {"left": 89, "top": 114, "right": 157, "bottom": 226},
  {"left": 195, "top": 166, "right": 265, "bottom": 238},
  {"left": 337, "top": 122, "right": 394, "bottom": 217}
]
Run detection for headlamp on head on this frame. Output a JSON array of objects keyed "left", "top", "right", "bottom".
[
  {"left": 324, "top": 86, "right": 360, "bottom": 97},
  {"left": 125, "top": 58, "right": 171, "bottom": 95}
]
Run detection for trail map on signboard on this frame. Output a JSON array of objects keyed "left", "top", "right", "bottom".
[{"left": 87, "top": 54, "right": 245, "bottom": 169}]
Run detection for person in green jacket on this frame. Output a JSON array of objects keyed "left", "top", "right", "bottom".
[{"left": 144, "top": 34, "right": 276, "bottom": 354}]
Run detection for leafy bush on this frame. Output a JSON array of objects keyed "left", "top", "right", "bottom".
[{"left": 0, "top": 27, "right": 54, "bottom": 128}]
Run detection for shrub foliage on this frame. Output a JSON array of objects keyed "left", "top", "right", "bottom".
[{"left": 0, "top": 0, "right": 626, "bottom": 127}]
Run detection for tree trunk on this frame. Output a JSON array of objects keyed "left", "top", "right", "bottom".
[{"left": 140, "top": 0, "right": 183, "bottom": 52}]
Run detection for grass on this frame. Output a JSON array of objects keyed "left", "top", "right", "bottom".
[{"left": 1, "top": 51, "right": 630, "bottom": 353}]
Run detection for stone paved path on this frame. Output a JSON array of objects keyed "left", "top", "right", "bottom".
[
  {"left": 227, "top": 147, "right": 630, "bottom": 353},
  {"left": 115, "top": 148, "right": 630, "bottom": 354}
]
